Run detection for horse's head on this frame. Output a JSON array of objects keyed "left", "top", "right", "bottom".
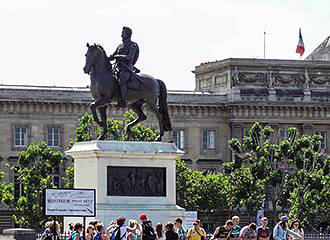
[{"left": 83, "top": 43, "right": 111, "bottom": 75}]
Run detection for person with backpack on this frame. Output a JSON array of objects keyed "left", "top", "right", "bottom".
[
  {"left": 139, "top": 213, "right": 157, "bottom": 240},
  {"left": 71, "top": 223, "right": 83, "bottom": 240},
  {"left": 110, "top": 216, "right": 139, "bottom": 240}
]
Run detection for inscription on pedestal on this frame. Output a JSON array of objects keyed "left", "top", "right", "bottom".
[{"left": 107, "top": 166, "right": 166, "bottom": 196}]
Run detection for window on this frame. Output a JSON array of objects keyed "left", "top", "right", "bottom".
[
  {"left": 14, "top": 167, "right": 23, "bottom": 202},
  {"left": 242, "top": 128, "right": 250, "bottom": 139},
  {"left": 200, "top": 79, "right": 210, "bottom": 89},
  {"left": 203, "top": 130, "right": 215, "bottom": 149},
  {"left": 315, "top": 131, "right": 327, "bottom": 150},
  {"left": 279, "top": 129, "right": 288, "bottom": 142},
  {"left": 215, "top": 75, "right": 227, "bottom": 86},
  {"left": 173, "top": 130, "right": 185, "bottom": 149},
  {"left": 202, "top": 168, "right": 217, "bottom": 174},
  {"left": 14, "top": 127, "right": 28, "bottom": 147},
  {"left": 47, "top": 127, "right": 60, "bottom": 147},
  {"left": 52, "top": 166, "right": 60, "bottom": 188}
]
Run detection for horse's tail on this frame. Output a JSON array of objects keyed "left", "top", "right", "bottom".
[{"left": 157, "top": 79, "right": 172, "bottom": 132}]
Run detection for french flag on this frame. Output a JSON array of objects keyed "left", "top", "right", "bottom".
[{"left": 296, "top": 28, "right": 305, "bottom": 56}]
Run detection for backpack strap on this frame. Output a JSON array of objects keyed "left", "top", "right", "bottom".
[{"left": 195, "top": 229, "right": 203, "bottom": 237}]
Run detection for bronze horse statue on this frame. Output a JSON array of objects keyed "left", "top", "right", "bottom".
[{"left": 83, "top": 43, "right": 172, "bottom": 141}]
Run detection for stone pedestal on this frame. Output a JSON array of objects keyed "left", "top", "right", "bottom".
[{"left": 65, "top": 141, "right": 185, "bottom": 225}]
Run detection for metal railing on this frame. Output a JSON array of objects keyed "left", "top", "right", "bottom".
[{"left": 304, "top": 233, "right": 330, "bottom": 240}]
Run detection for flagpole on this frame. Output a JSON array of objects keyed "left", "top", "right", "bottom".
[{"left": 264, "top": 31, "right": 266, "bottom": 59}]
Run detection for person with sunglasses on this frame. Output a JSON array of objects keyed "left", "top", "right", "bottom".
[
  {"left": 288, "top": 219, "right": 304, "bottom": 240},
  {"left": 187, "top": 220, "right": 206, "bottom": 240}
]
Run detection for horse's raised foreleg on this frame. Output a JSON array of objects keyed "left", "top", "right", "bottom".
[
  {"left": 148, "top": 103, "right": 164, "bottom": 142},
  {"left": 126, "top": 100, "right": 146, "bottom": 140}
]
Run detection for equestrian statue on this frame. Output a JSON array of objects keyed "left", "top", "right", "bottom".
[{"left": 83, "top": 26, "right": 172, "bottom": 141}]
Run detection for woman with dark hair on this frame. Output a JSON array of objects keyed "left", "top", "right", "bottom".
[
  {"left": 165, "top": 222, "right": 178, "bottom": 240},
  {"left": 86, "top": 225, "right": 96, "bottom": 240},
  {"left": 41, "top": 221, "right": 60, "bottom": 240},
  {"left": 273, "top": 216, "right": 302, "bottom": 240},
  {"left": 289, "top": 219, "right": 304, "bottom": 240},
  {"left": 156, "top": 223, "right": 164, "bottom": 240},
  {"left": 71, "top": 223, "right": 83, "bottom": 240},
  {"left": 96, "top": 223, "right": 110, "bottom": 240}
]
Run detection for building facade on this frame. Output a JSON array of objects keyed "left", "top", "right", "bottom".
[{"left": 1, "top": 58, "right": 330, "bottom": 230}]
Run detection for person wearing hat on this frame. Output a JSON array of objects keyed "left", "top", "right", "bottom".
[
  {"left": 256, "top": 217, "right": 270, "bottom": 240},
  {"left": 229, "top": 216, "right": 241, "bottom": 240},
  {"left": 187, "top": 220, "right": 206, "bottom": 240},
  {"left": 139, "top": 213, "right": 157, "bottom": 240},
  {"left": 273, "top": 216, "right": 301, "bottom": 240}
]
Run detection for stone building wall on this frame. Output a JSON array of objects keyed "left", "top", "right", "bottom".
[{"left": 1, "top": 58, "right": 330, "bottom": 229}]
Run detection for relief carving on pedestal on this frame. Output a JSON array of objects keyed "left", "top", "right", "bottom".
[{"left": 107, "top": 166, "right": 166, "bottom": 197}]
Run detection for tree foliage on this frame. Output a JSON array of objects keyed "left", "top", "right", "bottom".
[
  {"left": 228, "top": 122, "right": 330, "bottom": 229},
  {"left": 0, "top": 142, "right": 63, "bottom": 230},
  {"left": 176, "top": 158, "right": 227, "bottom": 212},
  {"left": 223, "top": 164, "right": 266, "bottom": 218},
  {"left": 74, "top": 110, "right": 159, "bottom": 142}
]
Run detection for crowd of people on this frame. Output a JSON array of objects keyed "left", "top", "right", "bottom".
[
  {"left": 207, "top": 216, "right": 304, "bottom": 240},
  {"left": 40, "top": 214, "right": 305, "bottom": 240}
]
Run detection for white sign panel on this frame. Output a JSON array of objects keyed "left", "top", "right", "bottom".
[
  {"left": 45, "top": 189, "right": 96, "bottom": 216},
  {"left": 185, "top": 211, "right": 198, "bottom": 230}
]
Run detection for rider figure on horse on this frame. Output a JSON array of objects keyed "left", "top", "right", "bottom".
[{"left": 109, "top": 26, "right": 140, "bottom": 108}]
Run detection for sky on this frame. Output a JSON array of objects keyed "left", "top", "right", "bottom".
[{"left": 0, "top": 0, "right": 329, "bottom": 91}]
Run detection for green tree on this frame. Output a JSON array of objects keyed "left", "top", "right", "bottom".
[
  {"left": 284, "top": 134, "right": 330, "bottom": 229},
  {"left": 73, "top": 110, "right": 159, "bottom": 143},
  {"left": 176, "top": 158, "right": 227, "bottom": 212},
  {"left": 0, "top": 142, "right": 63, "bottom": 230},
  {"left": 228, "top": 122, "right": 330, "bottom": 226},
  {"left": 223, "top": 164, "right": 266, "bottom": 220}
]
